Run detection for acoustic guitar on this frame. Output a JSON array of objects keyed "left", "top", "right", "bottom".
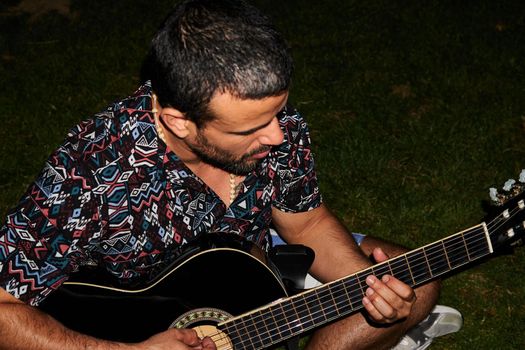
[{"left": 39, "top": 176, "right": 525, "bottom": 349}]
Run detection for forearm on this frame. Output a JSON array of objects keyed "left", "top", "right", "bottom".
[
  {"left": 273, "top": 204, "right": 373, "bottom": 282},
  {"left": 0, "top": 302, "right": 132, "bottom": 350},
  {"left": 300, "top": 214, "right": 372, "bottom": 281},
  {"left": 273, "top": 205, "right": 441, "bottom": 350}
]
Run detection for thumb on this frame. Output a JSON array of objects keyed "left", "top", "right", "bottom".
[
  {"left": 371, "top": 247, "right": 390, "bottom": 263},
  {"left": 201, "top": 336, "right": 217, "bottom": 350}
]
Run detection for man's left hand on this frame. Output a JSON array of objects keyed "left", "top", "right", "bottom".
[{"left": 362, "top": 247, "right": 417, "bottom": 324}]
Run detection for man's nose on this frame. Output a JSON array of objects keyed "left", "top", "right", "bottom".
[{"left": 258, "top": 117, "right": 284, "bottom": 146}]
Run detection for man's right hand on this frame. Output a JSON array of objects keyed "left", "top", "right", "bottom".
[{"left": 137, "top": 328, "right": 217, "bottom": 350}]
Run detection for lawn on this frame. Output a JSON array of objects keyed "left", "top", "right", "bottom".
[{"left": 1, "top": 0, "right": 524, "bottom": 349}]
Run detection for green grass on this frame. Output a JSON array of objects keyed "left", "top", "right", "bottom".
[{"left": 1, "top": 0, "right": 525, "bottom": 348}]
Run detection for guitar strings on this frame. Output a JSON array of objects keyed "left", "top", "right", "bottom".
[
  {"left": 223, "top": 227, "right": 492, "bottom": 349},
  {"left": 202, "top": 205, "right": 521, "bottom": 349},
  {"left": 214, "top": 228, "right": 488, "bottom": 349},
  {"left": 486, "top": 203, "right": 521, "bottom": 236},
  {"left": 216, "top": 221, "right": 503, "bottom": 348},
  {"left": 225, "top": 226, "right": 496, "bottom": 345}
]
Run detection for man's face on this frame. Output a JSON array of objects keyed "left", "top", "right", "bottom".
[{"left": 186, "top": 91, "right": 288, "bottom": 175}]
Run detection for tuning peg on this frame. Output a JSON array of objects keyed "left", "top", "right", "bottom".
[
  {"left": 519, "top": 169, "right": 525, "bottom": 183},
  {"left": 489, "top": 187, "right": 499, "bottom": 203},
  {"left": 489, "top": 172, "right": 525, "bottom": 205},
  {"left": 503, "top": 179, "right": 516, "bottom": 192},
  {"left": 489, "top": 187, "right": 508, "bottom": 206}
]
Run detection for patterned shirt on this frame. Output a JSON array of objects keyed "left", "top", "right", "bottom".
[{"left": 0, "top": 82, "right": 322, "bottom": 306}]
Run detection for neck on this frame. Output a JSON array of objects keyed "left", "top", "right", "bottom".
[
  {"left": 151, "top": 93, "right": 233, "bottom": 174},
  {"left": 151, "top": 92, "right": 242, "bottom": 205}
]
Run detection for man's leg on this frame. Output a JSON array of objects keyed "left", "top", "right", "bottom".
[{"left": 304, "top": 236, "right": 441, "bottom": 350}]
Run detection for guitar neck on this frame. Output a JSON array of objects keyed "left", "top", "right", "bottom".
[{"left": 219, "top": 223, "right": 494, "bottom": 349}]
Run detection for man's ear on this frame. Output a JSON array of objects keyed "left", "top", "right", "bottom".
[{"left": 160, "top": 107, "right": 191, "bottom": 138}]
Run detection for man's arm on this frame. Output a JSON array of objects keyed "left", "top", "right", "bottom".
[
  {"left": 0, "top": 287, "right": 131, "bottom": 350},
  {"left": 272, "top": 203, "right": 368, "bottom": 278},
  {"left": 272, "top": 203, "right": 441, "bottom": 349},
  {"left": 0, "top": 288, "right": 216, "bottom": 350},
  {"left": 272, "top": 203, "right": 416, "bottom": 323}
]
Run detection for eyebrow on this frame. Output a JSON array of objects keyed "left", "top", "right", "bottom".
[{"left": 227, "top": 118, "right": 275, "bottom": 136}]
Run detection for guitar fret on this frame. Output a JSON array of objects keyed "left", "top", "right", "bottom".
[
  {"left": 406, "top": 249, "right": 432, "bottom": 285},
  {"left": 443, "top": 234, "right": 470, "bottom": 268},
  {"left": 356, "top": 271, "right": 369, "bottom": 296},
  {"left": 239, "top": 315, "right": 258, "bottom": 350},
  {"left": 389, "top": 256, "right": 413, "bottom": 285},
  {"left": 244, "top": 321, "right": 260, "bottom": 349},
  {"left": 387, "top": 260, "right": 394, "bottom": 276},
  {"left": 331, "top": 281, "right": 354, "bottom": 315},
  {"left": 440, "top": 240, "right": 452, "bottom": 270},
  {"left": 344, "top": 275, "right": 364, "bottom": 309},
  {"left": 464, "top": 228, "right": 491, "bottom": 259},
  {"left": 371, "top": 263, "right": 394, "bottom": 286},
  {"left": 358, "top": 272, "right": 372, "bottom": 303},
  {"left": 270, "top": 303, "right": 288, "bottom": 341},
  {"left": 372, "top": 263, "right": 391, "bottom": 279},
  {"left": 460, "top": 231, "right": 472, "bottom": 262},
  {"left": 284, "top": 297, "right": 303, "bottom": 334},
  {"left": 294, "top": 293, "right": 315, "bottom": 330},
  {"left": 223, "top": 322, "right": 245, "bottom": 349},
  {"left": 303, "top": 291, "right": 324, "bottom": 327},
  {"left": 316, "top": 287, "right": 338, "bottom": 320},
  {"left": 327, "top": 285, "right": 341, "bottom": 317},
  {"left": 426, "top": 241, "right": 451, "bottom": 276},
  {"left": 422, "top": 246, "right": 433, "bottom": 278},
  {"left": 275, "top": 305, "right": 292, "bottom": 340},
  {"left": 246, "top": 310, "right": 266, "bottom": 349},
  {"left": 312, "top": 288, "right": 328, "bottom": 323},
  {"left": 255, "top": 310, "right": 274, "bottom": 347},
  {"left": 338, "top": 278, "right": 353, "bottom": 310}
]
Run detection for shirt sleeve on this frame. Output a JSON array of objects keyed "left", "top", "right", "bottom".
[
  {"left": 0, "top": 127, "right": 103, "bottom": 306},
  {"left": 272, "top": 108, "right": 323, "bottom": 213}
]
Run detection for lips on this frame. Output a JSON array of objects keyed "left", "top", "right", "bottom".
[{"left": 250, "top": 150, "right": 270, "bottom": 159}]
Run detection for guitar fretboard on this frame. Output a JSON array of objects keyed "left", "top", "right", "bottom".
[{"left": 220, "top": 223, "right": 493, "bottom": 350}]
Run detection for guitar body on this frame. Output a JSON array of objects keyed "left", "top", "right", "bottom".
[{"left": 39, "top": 234, "right": 288, "bottom": 344}]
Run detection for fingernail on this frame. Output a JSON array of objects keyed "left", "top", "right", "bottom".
[
  {"left": 366, "top": 287, "right": 374, "bottom": 296},
  {"left": 366, "top": 275, "right": 376, "bottom": 285},
  {"left": 382, "top": 275, "right": 390, "bottom": 283}
]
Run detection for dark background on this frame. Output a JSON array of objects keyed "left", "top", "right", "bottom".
[{"left": 1, "top": 1, "right": 524, "bottom": 348}]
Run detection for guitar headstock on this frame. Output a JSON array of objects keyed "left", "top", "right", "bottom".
[{"left": 487, "top": 170, "right": 525, "bottom": 252}]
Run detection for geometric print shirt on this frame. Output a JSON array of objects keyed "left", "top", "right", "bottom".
[{"left": 0, "top": 82, "right": 322, "bottom": 306}]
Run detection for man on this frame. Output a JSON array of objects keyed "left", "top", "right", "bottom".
[{"left": 0, "top": 0, "right": 460, "bottom": 349}]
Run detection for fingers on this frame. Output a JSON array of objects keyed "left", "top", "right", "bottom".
[
  {"left": 171, "top": 329, "right": 217, "bottom": 350},
  {"left": 141, "top": 328, "right": 218, "bottom": 350},
  {"left": 371, "top": 247, "right": 390, "bottom": 263},
  {"left": 362, "top": 274, "right": 416, "bottom": 323},
  {"left": 201, "top": 336, "right": 218, "bottom": 350},
  {"left": 171, "top": 328, "right": 202, "bottom": 346},
  {"left": 166, "top": 328, "right": 214, "bottom": 349}
]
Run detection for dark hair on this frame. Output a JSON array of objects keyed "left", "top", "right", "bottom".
[{"left": 146, "top": 0, "right": 293, "bottom": 127}]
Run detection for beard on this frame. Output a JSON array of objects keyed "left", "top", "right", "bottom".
[{"left": 188, "top": 131, "right": 271, "bottom": 175}]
